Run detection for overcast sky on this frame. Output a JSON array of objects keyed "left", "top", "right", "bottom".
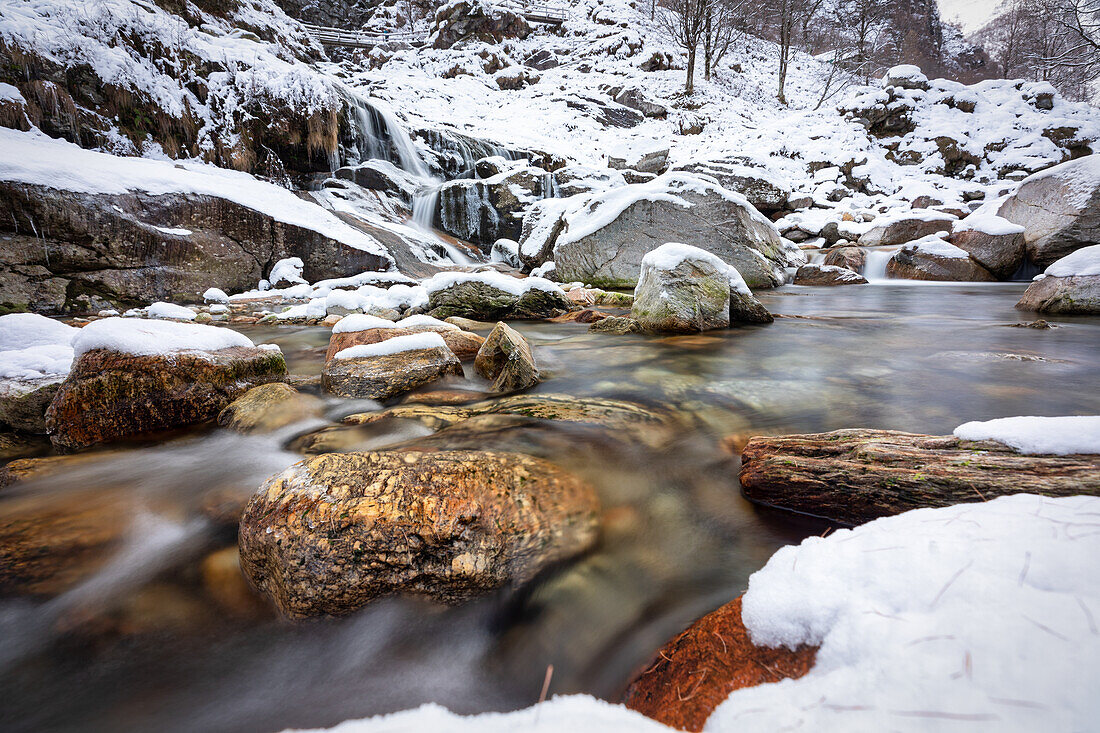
[{"left": 940, "top": 0, "right": 1003, "bottom": 33}]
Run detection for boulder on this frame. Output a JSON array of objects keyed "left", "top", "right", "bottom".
[
  {"left": 217, "top": 383, "right": 325, "bottom": 434},
  {"left": 623, "top": 597, "right": 816, "bottom": 731},
  {"left": 821, "top": 246, "right": 866, "bottom": 272},
  {"left": 793, "top": 263, "right": 868, "bottom": 285},
  {"left": 0, "top": 183, "right": 392, "bottom": 314},
  {"left": 1016, "top": 274, "right": 1100, "bottom": 314},
  {"left": 882, "top": 64, "right": 930, "bottom": 91},
  {"left": 321, "top": 334, "right": 463, "bottom": 401},
  {"left": 588, "top": 316, "right": 643, "bottom": 334},
  {"left": 494, "top": 67, "right": 539, "bottom": 90},
  {"left": 474, "top": 322, "right": 540, "bottom": 392},
  {"left": 672, "top": 159, "right": 790, "bottom": 213},
  {"left": 46, "top": 321, "right": 286, "bottom": 451},
  {"left": 605, "top": 86, "right": 668, "bottom": 118},
  {"left": 998, "top": 156, "right": 1100, "bottom": 268},
  {"left": 437, "top": 166, "right": 556, "bottom": 245},
  {"left": 333, "top": 160, "right": 422, "bottom": 204},
  {"left": 738, "top": 429, "right": 1100, "bottom": 525},
  {"left": 608, "top": 148, "right": 670, "bottom": 175},
  {"left": 425, "top": 273, "right": 573, "bottom": 321},
  {"left": 885, "top": 237, "right": 996, "bottom": 281},
  {"left": 553, "top": 173, "right": 787, "bottom": 289},
  {"left": 631, "top": 243, "right": 771, "bottom": 333},
  {"left": 238, "top": 450, "right": 600, "bottom": 617},
  {"left": 326, "top": 319, "right": 485, "bottom": 361},
  {"left": 430, "top": 0, "right": 530, "bottom": 48},
  {"left": 858, "top": 212, "right": 955, "bottom": 247},
  {"left": 0, "top": 376, "right": 64, "bottom": 434},
  {"left": 948, "top": 215, "right": 1026, "bottom": 278}
]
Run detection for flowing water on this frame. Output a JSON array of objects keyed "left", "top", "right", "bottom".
[{"left": 2, "top": 284, "right": 1098, "bottom": 733}]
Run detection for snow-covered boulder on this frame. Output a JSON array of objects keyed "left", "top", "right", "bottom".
[
  {"left": 437, "top": 165, "right": 555, "bottom": 245},
  {"left": 1016, "top": 245, "right": 1100, "bottom": 314},
  {"left": 425, "top": 272, "right": 572, "bottom": 321},
  {"left": 793, "top": 263, "right": 867, "bottom": 286},
  {"left": 630, "top": 244, "right": 772, "bottom": 333},
  {"left": 857, "top": 210, "right": 956, "bottom": 248},
  {"left": 673, "top": 159, "right": 791, "bottom": 213},
  {"left": 0, "top": 313, "right": 76, "bottom": 433},
  {"left": 552, "top": 173, "right": 787, "bottom": 289},
  {"left": 325, "top": 313, "right": 485, "bottom": 361},
  {"left": 885, "top": 235, "right": 995, "bottom": 281},
  {"left": 430, "top": 0, "right": 530, "bottom": 49},
  {"left": 46, "top": 318, "right": 286, "bottom": 451},
  {"left": 334, "top": 160, "right": 424, "bottom": 204},
  {"left": 0, "top": 130, "right": 393, "bottom": 313},
  {"left": 321, "top": 332, "right": 463, "bottom": 401},
  {"left": 949, "top": 213, "right": 1026, "bottom": 279},
  {"left": 998, "top": 155, "right": 1100, "bottom": 268},
  {"left": 882, "top": 64, "right": 930, "bottom": 91}
]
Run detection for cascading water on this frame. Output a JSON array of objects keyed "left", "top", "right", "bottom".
[{"left": 863, "top": 247, "right": 898, "bottom": 281}]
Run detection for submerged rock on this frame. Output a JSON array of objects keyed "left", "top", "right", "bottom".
[
  {"left": 552, "top": 173, "right": 786, "bottom": 289},
  {"left": 47, "top": 327, "right": 286, "bottom": 451},
  {"left": 622, "top": 597, "right": 817, "bottom": 732},
  {"left": 474, "top": 322, "right": 541, "bottom": 392},
  {"left": 217, "top": 383, "right": 325, "bottom": 434},
  {"left": 322, "top": 335, "right": 463, "bottom": 401},
  {"left": 738, "top": 429, "right": 1100, "bottom": 525},
  {"left": 793, "top": 263, "right": 868, "bottom": 285},
  {"left": 238, "top": 450, "right": 600, "bottom": 618}
]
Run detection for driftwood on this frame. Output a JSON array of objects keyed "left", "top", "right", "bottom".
[{"left": 738, "top": 429, "right": 1100, "bottom": 526}]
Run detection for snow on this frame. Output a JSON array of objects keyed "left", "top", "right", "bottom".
[
  {"left": 901, "top": 234, "right": 970, "bottom": 259},
  {"left": 291, "top": 494, "right": 1100, "bottom": 733},
  {"left": 953, "top": 214, "right": 1025, "bottom": 236},
  {"left": 146, "top": 302, "right": 197, "bottom": 321},
  {"left": 154, "top": 226, "right": 192, "bottom": 236},
  {"left": 332, "top": 314, "right": 401, "bottom": 334},
  {"left": 0, "top": 128, "right": 393, "bottom": 262},
  {"left": 0, "top": 82, "right": 23, "bottom": 103},
  {"left": 0, "top": 314, "right": 77, "bottom": 382},
  {"left": 0, "top": 313, "right": 77, "bottom": 350},
  {"left": 1044, "top": 244, "right": 1100, "bottom": 278},
  {"left": 203, "top": 288, "right": 230, "bottom": 304},
  {"left": 883, "top": 64, "right": 927, "bottom": 86},
  {"left": 423, "top": 271, "right": 565, "bottom": 297},
  {"left": 954, "top": 416, "right": 1100, "bottom": 455},
  {"left": 639, "top": 242, "right": 751, "bottom": 295},
  {"left": 72, "top": 317, "right": 257, "bottom": 357},
  {"left": 1019, "top": 155, "right": 1100, "bottom": 210},
  {"left": 333, "top": 332, "right": 448, "bottom": 359},
  {"left": 269, "top": 258, "right": 308, "bottom": 287},
  {"left": 396, "top": 315, "right": 459, "bottom": 330}
]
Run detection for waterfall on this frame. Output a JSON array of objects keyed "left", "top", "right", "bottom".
[
  {"left": 344, "top": 93, "right": 431, "bottom": 179},
  {"left": 864, "top": 247, "right": 898, "bottom": 282},
  {"left": 412, "top": 188, "right": 438, "bottom": 229}
]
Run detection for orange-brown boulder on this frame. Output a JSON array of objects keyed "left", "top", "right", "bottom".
[
  {"left": 325, "top": 325, "right": 484, "bottom": 361},
  {"left": 622, "top": 597, "right": 816, "bottom": 731}
]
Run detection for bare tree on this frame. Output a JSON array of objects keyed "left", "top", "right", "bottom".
[
  {"left": 702, "top": 0, "right": 749, "bottom": 80},
  {"left": 660, "top": 0, "right": 709, "bottom": 92},
  {"left": 832, "top": 0, "right": 890, "bottom": 84},
  {"left": 758, "top": 0, "right": 824, "bottom": 103}
]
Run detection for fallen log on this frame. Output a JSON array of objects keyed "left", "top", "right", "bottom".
[{"left": 738, "top": 429, "right": 1100, "bottom": 526}]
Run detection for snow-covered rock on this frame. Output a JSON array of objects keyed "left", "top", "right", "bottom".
[
  {"left": 949, "top": 213, "right": 1026, "bottom": 279},
  {"left": 1016, "top": 244, "right": 1100, "bottom": 314},
  {"left": 322, "top": 332, "right": 462, "bottom": 400},
  {"left": 793, "top": 262, "right": 868, "bottom": 286},
  {"left": 886, "top": 234, "right": 995, "bottom": 281}
]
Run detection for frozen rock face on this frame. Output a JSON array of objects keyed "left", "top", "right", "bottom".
[
  {"left": 238, "top": 450, "right": 600, "bottom": 618},
  {"left": 552, "top": 175, "right": 787, "bottom": 289},
  {"left": 333, "top": 160, "right": 424, "bottom": 204},
  {"left": 474, "top": 322, "right": 540, "bottom": 392},
  {"left": 631, "top": 244, "right": 772, "bottom": 333},
  {"left": 998, "top": 156, "right": 1100, "bottom": 268},
  {"left": 886, "top": 238, "right": 995, "bottom": 281},
  {"left": 0, "top": 184, "right": 392, "bottom": 314},
  {"left": 793, "top": 263, "right": 867, "bottom": 285},
  {"left": 322, "top": 342, "right": 463, "bottom": 401},
  {"left": 437, "top": 165, "right": 555, "bottom": 245},
  {"left": 430, "top": 0, "right": 530, "bottom": 49},
  {"left": 47, "top": 346, "right": 286, "bottom": 451}
]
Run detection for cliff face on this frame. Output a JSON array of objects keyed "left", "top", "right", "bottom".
[
  {"left": 274, "top": 0, "right": 376, "bottom": 28},
  {"left": 891, "top": 0, "right": 992, "bottom": 82}
]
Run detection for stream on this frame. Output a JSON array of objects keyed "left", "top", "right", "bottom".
[{"left": 1, "top": 283, "right": 1098, "bottom": 733}]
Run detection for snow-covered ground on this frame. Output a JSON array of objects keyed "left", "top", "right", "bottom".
[{"left": 287, "top": 494, "right": 1100, "bottom": 732}]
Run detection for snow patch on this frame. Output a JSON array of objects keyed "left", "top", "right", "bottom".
[
  {"left": 1044, "top": 244, "right": 1100, "bottom": 278},
  {"left": 333, "top": 332, "right": 448, "bottom": 359},
  {"left": 954, "top": 415, "right": 1100, "bottom": 455},
  {"left": 72, "top": 317, "right": 257, "bottom": 357}
]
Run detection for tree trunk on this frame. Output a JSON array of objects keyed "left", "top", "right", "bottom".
[
  {"left": 686, "top": 45, "right": 697, "bottom": 93},
  {"left": 737, "top": 429, "right": 1100, "bottom": 526}
]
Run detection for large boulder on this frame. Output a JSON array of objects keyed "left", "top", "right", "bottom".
[
  {"left": 321, "top": 332, "right": 463, "bottom": 401},
  {"left": 0, "top": 376, "right": 65, "bottom": 434},
  {"left": 623, "top": 597, "right": 816, "bottom": 731},
  {"left": 425, "top": 272, "right": 573, "bottom": 320},
  {"left": 1016, "top": 245, "right": 1100, "bottom": 314},
  {"left": 437, "top": 165, "right": 555, "bottom": 245},
  {"left": 552, "top": 173, "right": 786, "bottom": 288},
  {"left": 821, "top": 246, "right": 866, "bottom": 272},
  {"left": 885, "top": 236, "right": 996, "bottom": 281},
  {"left": 238, "top": 450, "right": 600, "bottom": 617},
  {"left": 672, "top": 159, "right": 791, "bottom": 213},
  {"left": 857, "top": 210, "right": 955, "bottom": 247},
  {"left": 474, "top": 322, "right": 540, "bottom": 392},
  {"left": 0, "top": 183, "right": 392, "bottom": 314},
  {"left": 46, "top": 319, "right": 286, "bottom": 451},
  {"left": 948, "top": 214, "right": 1026, "bottom": 279},
  {"left": 430, "top": 0, "right": 530, "bottom": 49},
  {"left": 631, "top": 243, "right": 772, "bottom": 333},
  {"left": 793, "top": 263, "right": 867, "bottom": 285},
  {"left": 738, "top": 428, "right": 1100, "bottom": 525},
  {"left": 326, "top": 314, "right": 485, "bottom": 361},
  {"left": 0, "top": 314, "right": 77, "bottom": 432},
  {"left": 998, "top": 155, "right": 1100, "bottom": 268}
]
